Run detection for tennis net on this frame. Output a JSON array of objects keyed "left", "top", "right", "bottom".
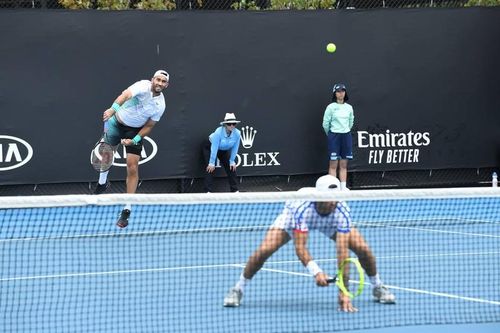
[{"left": 1, "top": 188, "right": 499, "bottom": 332}]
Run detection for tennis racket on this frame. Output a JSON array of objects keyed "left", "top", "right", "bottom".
[
  {"left": 326, "top": 258, "right": 365, "bottom": 298},
  {"left": 90, "top": 121, "right": 114, "bottom": 172}
]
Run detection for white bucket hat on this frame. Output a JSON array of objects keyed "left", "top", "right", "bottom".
[
  {"left": 315, "top": 175, "right": 341, "bottom": 192},
  {"left": 220, "top": 113, "right": 241, "bottom": 125}
]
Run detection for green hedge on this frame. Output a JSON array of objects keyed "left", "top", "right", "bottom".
[
  {"left": 58, "top": 0, "right": 500, "bottom": 10},
  {"left": 58, "top": 0, "right": 175, "bottom": 9}
]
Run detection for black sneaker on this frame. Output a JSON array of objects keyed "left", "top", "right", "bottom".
[
  {"left": 116, "top": 209, "right": 131, "bottom": 229},
  {"left": 94, "top": 182, "right": 110, "bottom": 195}
]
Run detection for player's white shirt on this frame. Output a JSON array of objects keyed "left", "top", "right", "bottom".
[
  {"left": 118, "top": 80, "right": 166, "bottom": 128},
  {"left": 271, "top": 188, "right": 352, "bottom": 238}
]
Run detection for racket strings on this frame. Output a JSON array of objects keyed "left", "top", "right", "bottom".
[{"left": 91, "top": 142, "right": 114, "bottom": 172}]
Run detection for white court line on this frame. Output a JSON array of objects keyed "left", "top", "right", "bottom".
[
  {"left": 0, "top": 226, "right": 269, "bottom": 243},
  {"left": 231, "top": 265, "right": 500, "bottom": 306},
  {"left": 1, "top": 219, "right": 499, "bottom": 243},
  {"left": 1, "top": 250, "right": 499, "bottom": 282},
  {"left": 0, "top": 263, "right": 235, "bottom": 282},
  {"left": 244, "top": 250, "right": 500, "bottom": 266},
  {"left": 1, "top": 250, "right": 499, "bottom": 283},
  {"left": 1, "top": 215, "right": 499, "bottom": 243},
  {"left": 315, "top": 250, "right": 500, "bottom": 263},
  {"left": 2, "top": 256, "right": 500, "bottom": 306},
  {"left": 357, "top": 221, "right": 500, "bottom": 239},
  {"left": 358, "top": 216, "right": 500, "bottom": 225},
  {"left": 6, "top": 249, "right": 482, "bottom": 282}
]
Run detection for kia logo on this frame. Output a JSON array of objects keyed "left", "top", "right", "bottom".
[
  {"left": 112, "top": 136, "right": 158, "bottom": 167},
  {"left": 0, "top": 135, "right": 34, "bottom": 171}
]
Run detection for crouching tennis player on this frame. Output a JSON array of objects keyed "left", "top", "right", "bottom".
[{"left": 223, "top": 175, "right": 395, "bottom": 312}]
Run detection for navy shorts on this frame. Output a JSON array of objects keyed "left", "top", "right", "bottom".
[{"left": 327, "top": 132, "right": 353, "bottom": 160}]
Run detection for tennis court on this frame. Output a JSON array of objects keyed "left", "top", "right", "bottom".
[{"left": 1, "top": 192, "right": 500, "bottom": 332}]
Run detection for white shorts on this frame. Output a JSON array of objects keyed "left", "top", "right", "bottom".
[{"left": 270, "top": 209, "right": 350, "bottom": 239}]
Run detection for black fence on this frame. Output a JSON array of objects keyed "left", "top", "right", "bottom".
[{"left": 1, "top": 167, "right": 498, "bottom": 196}]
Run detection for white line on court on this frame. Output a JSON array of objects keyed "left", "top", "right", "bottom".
[
  {"left": 231, "top": 265, "right": 500, "bottom": 306},
  {"left": 278, "top": 250, "right": 500, "bottom": 264},
  {"left": 1, "top": 250, "right": 499, "bottom": 303},
  {"left": 357, "top": 221, "right": 500, "bottom": 238},
  {"left": 1, "top": 251, "right": 499, "bottom": 282},
  {"left": 358, "top": 216, "right": 500, "bottom": 225},
  {"left": 0, "top": 263, "right": 236, "bottom": 282},
  {"left": 1, "top": 250, "right": 499, "bottom": 282},
  {"left": 0, "top": 226, "right": 269, "bottom": 243},
  {"left": 1, "top": 219, "right": 499, "bottom": 242}
]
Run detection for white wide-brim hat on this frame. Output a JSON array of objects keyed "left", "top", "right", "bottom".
[{"left": 220, "top": 113, "right": 241, "bottom": 125}]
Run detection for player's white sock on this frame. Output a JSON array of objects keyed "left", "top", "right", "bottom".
[
  {"left": 98, "top": 171, "right": 109, "bottom": 185},
  {"left": 124, "top": 203, "right": 131, "bottom": 211},
  {"left": 340, "top": 182, "right": 348, "bottom": 190},
  {"left": 369, "top": 274, "right": 383, "bottom": 287},
  {"left": 235, "top": 273, "right": 250, "bottom": 293}
]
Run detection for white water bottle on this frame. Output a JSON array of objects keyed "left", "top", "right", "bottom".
[{"left": 493, "top": 172, "right": 498, "bottom": 188}]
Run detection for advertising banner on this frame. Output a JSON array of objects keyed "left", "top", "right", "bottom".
[{"left": 1, "top": 9, "right": 499, "bottom": 185}]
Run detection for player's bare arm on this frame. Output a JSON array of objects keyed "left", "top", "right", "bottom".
[
  {"left": 103, "top": 89, "right": 133, "bottom": 121},
  {"left": 121, "top": 119, "right": 157, "bottom": 146},
  {"left": 336, "top": 231, "right": 358, "bottom": 312},
  {"left": 294, "top": 232, "right": 329, "bottom": 286},
  {"left": 336, "top": 232, "right": 351, "bottom": 289}
]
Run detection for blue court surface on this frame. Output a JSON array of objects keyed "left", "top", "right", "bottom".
[
  {"left": 351, "top": 322, "right": 500, "bottom": 333},
  {"left": 1, "top": 199, "right": 499, "bottom": 332}
]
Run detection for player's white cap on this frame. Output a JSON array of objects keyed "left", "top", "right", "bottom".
[
  {"left": 315, "top": 175, "right": 341, "bottom": 192},
  {"left": 153, "top": 70, "right": 170, "bottom": 81}
]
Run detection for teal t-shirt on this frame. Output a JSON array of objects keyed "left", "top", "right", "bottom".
[{"left": 322, "top": 102, "right": 354, "bottom": 134}]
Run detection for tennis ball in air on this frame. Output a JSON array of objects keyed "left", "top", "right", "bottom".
[{"left": 326, "top": 43, "right": 336, "bottom": 53}]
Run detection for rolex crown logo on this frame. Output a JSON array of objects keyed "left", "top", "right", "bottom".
[{"left": 241, "top": 126, "right": 257, "bottom": 149}]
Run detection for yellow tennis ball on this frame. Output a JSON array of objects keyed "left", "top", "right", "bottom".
[{"left": 326, "top": 43, "right": 336, "bottom": 53}]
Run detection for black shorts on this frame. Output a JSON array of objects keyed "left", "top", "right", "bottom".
[{"left": 106, "top": 116, "right": 143, "bottom": 156}]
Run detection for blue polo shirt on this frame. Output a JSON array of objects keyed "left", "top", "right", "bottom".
[{"left": 208, "top": 126, "right": 241, "bottom": 166}]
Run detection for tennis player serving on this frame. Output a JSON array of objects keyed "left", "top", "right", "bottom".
[
  {"left": 223, "top": 175, "right": 395, "bottom": 311},
  {"left": 93, "top": 70, "right": 169, "bottom": 228}
]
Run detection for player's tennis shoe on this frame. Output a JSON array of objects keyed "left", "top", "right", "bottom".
[
  {"left": 373, "top": 285, "right": 396, "bottom": 304},
  {"left": 94, "top": 181, "right": 110, "bottom": 195},
  {"left": 116, "top": 209, "right": 131, "bottom": 229},
  {"left": 223, "top": 287, "right": 242, "bottom": 307}
]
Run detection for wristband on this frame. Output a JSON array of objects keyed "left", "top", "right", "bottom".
[
  {"left": 111, "top": 102, "right": 121, "bottom": 112},
  {"left": 132, "top": 134, "right": 142, "bottom": 145},
  {"left": 306, "top": 261, "right": 323, "bottom": 276}
]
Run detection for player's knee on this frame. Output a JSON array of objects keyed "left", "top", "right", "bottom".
[
  {"left": 256, "top": 247, "right": 275, "bottom": 260},
  {"left": 354, "top": 247, "right": 373, "bottom": 260},
  {"left": 127, "top": 163, "right": 139, "bottom": 175}
]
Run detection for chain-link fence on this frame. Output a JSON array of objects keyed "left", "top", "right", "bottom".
[
  {"left": 2, "top": 0, "right": 498, "bottom": 10},
  {"left": 0, "top": 168, "right": 497, "bottom": 195}
]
